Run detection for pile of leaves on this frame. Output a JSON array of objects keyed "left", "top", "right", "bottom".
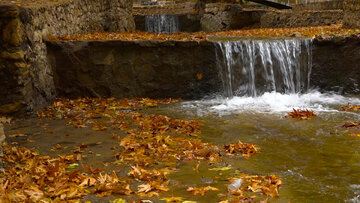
[
  {"left": 340, "top": 105, "right": 360, "bottom": 111},
  {"left": 48, "top": 31, "right": 209, "bottom": 42},
  {"left": 0, "top": 144, "right": 132, "bottom": 202},
  {"left": 224, "top": 140, "right": 259, "bottom": 158},
  {"left": 48, "top": 24, "right": 360, "bottom": 42},
  {"left": 285, "top": 109, "right": 317, "bottom": 120},
  {"left": 212, "top": 23, "right": 360, "bottom": 38},
  {"left": 37, "top": 98, "right": 192, "bottom": 135},
  {"left": 225, "top": 174, "right": 282, "bottom": 202},
  {"left": 116, "top": 130, "right": 258, "bottom": 167}
]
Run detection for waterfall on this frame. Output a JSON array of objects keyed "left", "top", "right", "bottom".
[
  {"left": 216, "top": 38, "right": 313, "bottom": 98},
  {"left": 145, "top": 14, "right": 179, "bottom": 34}
]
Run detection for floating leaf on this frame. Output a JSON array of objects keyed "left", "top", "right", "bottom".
[
  {"left": 340, "top": 105, "right": 360, "bottom": 111},
  {"left": 343, "top": 122, "right": 360, "bottom": 129},
  {"left": 285, "top": 109, "right": 317, "bottom": 120},
  {"left": 209, "top": 167, "right": 231, "bottom": 171},
  {"left": 187, "top": 186, "right": 219, "bottom": 196}
]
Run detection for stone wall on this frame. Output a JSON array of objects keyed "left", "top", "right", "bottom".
[
  {"left": 260, "top": 10, "right": 343, "bottom": 28},
  {"left": 312, "top": 35, "right": 360, "bottom": 94},
  {"left": 200, "top": 3, "right": 266, "bottom": 32},
  {"left": 293, "top": 0, "right": 344, "bottom": 11},
  {"left": 343, "top": 0, "right": 360, "bottom": 28},
  {"left": 0, "top": 0, "right": 134, "bottom": 116},
  {"left": 46, "top": 36, "right": 360, "bottom": 98},
  {"left": 46, "top": 40, "right": 222, "bottom": 99}
]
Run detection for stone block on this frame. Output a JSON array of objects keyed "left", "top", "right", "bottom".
[
  {"left": 0, "top": 5, "right": 20, "bottom": 18},
  {"left": 2, "top": 18, "right": 24, "bottom": 46},
  {"left": 0, "top": 102, "right": 25, "bottom": 115},
  {"left": 0, "top": 50, "right": 24, "bottom": 60},
  {"left": 260, "top": 10, "right": 343, "bottom": 28}
]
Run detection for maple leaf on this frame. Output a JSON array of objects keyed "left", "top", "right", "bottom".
[
  {"left": 187, "top": 186, "right": 219, "bottom": 196},
  {"left": 138, "top": 184, "right": 152, "bottom": 193},
  {"left": 79, "top": 177, "right": 97, "bottom": 187},
  {"left": 24, "top": 186, "right": 44, "bottom": 201},
  {"left": 285, "top": 109, "right": 317, "bottom": 120}
]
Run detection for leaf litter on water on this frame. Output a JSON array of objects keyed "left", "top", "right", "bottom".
[{"left": 1, "top": 97, "right": 280, "bottom": 202}]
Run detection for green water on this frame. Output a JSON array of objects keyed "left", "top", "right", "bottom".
[
  {"left": 4, "top": 101, "right": 360, "bottom": 202},
  {"left": 143, "top": 102, "right": 360, "bottom": 202}
]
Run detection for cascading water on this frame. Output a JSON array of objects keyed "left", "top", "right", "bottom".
[
  {"left": 181, "top": 37, "right": 360, "bottom": 113},
  {"left": 145, "top": 14, "right": 179, "bottom": 34},
  {"left": 216, "top": 38, "right": 313, "bottom": 98}
]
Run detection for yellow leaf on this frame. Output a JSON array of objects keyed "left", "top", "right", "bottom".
[
  {"left": 138, "top": 184, "right": 152, "bottom": 193},
  {"left": 209, "top": 167, "right": 231, "bottom": 171},
  {"left": 112, "top": 199, "right": 127, "bottom": 203}
]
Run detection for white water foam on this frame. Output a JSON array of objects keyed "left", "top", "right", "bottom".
[{"left": 182, "top": 91, "right": 360, "bottom": 115}]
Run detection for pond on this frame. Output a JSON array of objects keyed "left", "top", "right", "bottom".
[{"left": 5, "top": 92, "right": 360, "bottom": 202}]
